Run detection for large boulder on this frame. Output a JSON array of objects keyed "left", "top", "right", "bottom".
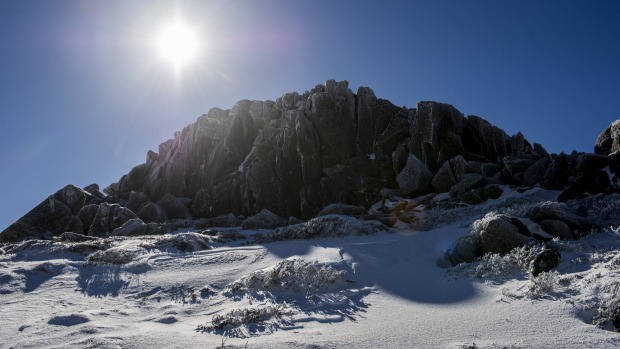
[
  {"left": 537, "top": 219, "right": 574, "bottom": 240},
  {"left": 594, "top": 119, "right": 620, "bottom": 155},
  {"left": 396, "top": 154, "right": 433, "bottom": 196},
  {"left": 137, "top": 202, "right": 168, "bottom": 223},
  {"left": 529, "top": 202, "right": 593, "bottom": 236},
  {"left": 431, "top": 155, "right": 470, "bottom": 193},
  {"left": 156, "top": 193, "right": 191, "bottom": 220},
  {"left": 478, "top": 214, "right": 532, "bottom": 255},
  {"left": 89, "top": 203, "right": 139, "bottom": 237},
  {"left": 447, "top": 233, "right": 483, "bottom": 265}
]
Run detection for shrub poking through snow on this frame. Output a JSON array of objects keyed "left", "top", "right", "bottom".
[
  {"left": 253, "top": 215, "right": 389, "bottom": 243},
  {"left": 526, "top": 271, "right": 560, "bottom": 298},
  {"left": 592, "top": 280, "right": 620, "bottom": 331},
  {"left": 140, "top": 232, "right": 210, "bottom": 252},
  {"left": 473, "top": 244, "right": 544, "bottom": 279},
  {"left": 86, "top": 247, "right": 142, "bottom": 264},
  {"left": 197, "top": 305, "right": 290, "bottom": 332},
  {"left": 228, "top": 259, "right": 346, "bottom": 295}
]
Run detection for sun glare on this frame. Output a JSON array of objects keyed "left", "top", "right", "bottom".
[{"left": 156, "top": 21, "right": 199, "bottom": 71}]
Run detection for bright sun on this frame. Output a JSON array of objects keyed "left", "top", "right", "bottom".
[{"left": 156, "top": 21, "right": 199, "bottom": 70}]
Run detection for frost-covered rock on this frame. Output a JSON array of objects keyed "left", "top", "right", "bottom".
[
  {"left": 431, "top": 155, "right": 469, "bottom": 193},
  {"left": 595, "top": 119, "right": 620, "bottom": 155},
  {"left": 241, "top": 209, "right": 288, "bottom": 229},
  {"left": 111, "top": 218, "right": 163, "bottom": 236},
  {"left": 479, "top": 215, "right": 532, "bottom": 255}
]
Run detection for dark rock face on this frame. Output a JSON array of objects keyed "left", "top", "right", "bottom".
[
  {"left": 0, "top": 185, "right": 87, "bottom": 242},
  {"left": 317, "top": 204, "right": 368, "bottom": 217},
  {"left": 99, "top": 81, "right": 547, "bottom": 222}
]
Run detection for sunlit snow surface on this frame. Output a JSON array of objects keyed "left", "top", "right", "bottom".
[{"left": 2, "top": 188, "right": 620, "bottom": 348}]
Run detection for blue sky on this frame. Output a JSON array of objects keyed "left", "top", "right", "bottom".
[{"left": 1, "top": 0, "right": 620, "bottom": 230}]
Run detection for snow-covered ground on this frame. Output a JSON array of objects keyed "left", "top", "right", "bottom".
[{"left": 2, "top": 189, "right": 620, "bottom": 348}]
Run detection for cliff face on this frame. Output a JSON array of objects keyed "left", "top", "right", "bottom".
[{"left": 104, "top": 79, "right": 542, "bottom": 220}]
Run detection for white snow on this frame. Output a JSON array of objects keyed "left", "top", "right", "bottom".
[{"left": 2, "top": 190, "right": 620, "bottom": 348}]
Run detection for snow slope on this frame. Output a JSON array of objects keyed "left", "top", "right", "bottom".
[{"left": 1, "top": 189, "right": 620, "bottom": 349}]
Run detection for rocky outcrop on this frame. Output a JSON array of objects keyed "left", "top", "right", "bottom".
[
  {"left": 100, "top": 80, "right": 545, "bottom": 222},
  {"left": 8, "top": 80, "right": 620, "bottom": 243},
  {"left": 0, "top": 185, "right": 88, "bottom": 243}
]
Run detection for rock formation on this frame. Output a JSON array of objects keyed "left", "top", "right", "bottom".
[{"left": 2, "top": 79, "right": 620, "bottom": 243}]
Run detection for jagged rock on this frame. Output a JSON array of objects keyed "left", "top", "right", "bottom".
[
  {"left": 538, "top": 219, "right": 574, "bottom": 240},
  {"left": 447, "top": 234, "right": 482, "bottom": 265},
  {"left": 77, "top": 204, "right": 100, "bottom": 234},
  {"left": 156, "top": 193, "right": 191, "bottom": 220},
  {"left": 84, "top": 183, "right": 100, "bottom": 193},
  {"left": 54, "top": 184, "right": 87, "bottom": 214},
  {"left": 530, "top": 248, "right": 561, "bottom": 276},
  {"left": 594, "top": 119, "right": 620, "bottom": 155},
  {"left": 89, "top": 203, "right": 138, "bottom": 237},
  {"left": 459, "top": 184, "right": 503, "bottom": 205},
  {"left": 241, "top": 209, "right": 288, "bottom": 230},
  {"left": 462, "top": 115, "right": 510, "bottom": 163},
  {"left": 119, "top": 163, "right": 150, "bottom": 197},
  {"left": 411, "top": 101, "right": 464, "bottom": 172},
  {"left": 396, "top": 154, "right": 433, "bottom": 196},
  {"left": 478, "top": 214, "right": 532, "bottom": 255},
  {"left": 449, "top": 174, "right": 487, "bottom": 199},
  {"left": 317, "top": 204, "right": 368, "bottom": 217},
  {"left": 125, "top": 191, "right": 149, "bottom": 213},
  {"left": 137, "top": 202, "right": 168, "bottom": 223},
  {"left": 431, "top": 155, "right": 470, "bottom": 193}
]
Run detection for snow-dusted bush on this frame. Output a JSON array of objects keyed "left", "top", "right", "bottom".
[
  {"left": 526, "top": 271, "right": 560, "bottom": 298},
  {"left": 253, "top": 215, "right": 388, "bottom": 243},
  {"left": 473, "top": 244, "right": 543, "bottom": 279},
  {"left": 86, "top": 247, "right": 142, "bottom": 264},
  {"left": 140, "top": 232, "right": 210, "bottom": 252},
  {"left": 592, "top": 280, "right": 620, "bottom": 330},
  {"left": 197, "top": 305, "right": 290, "bottom": 332},
  {"left": 566, "top": 193, "right": 620, "bottom": 226},
  {"left": 228, "top": 259, "right": 346, "bottom": 295}
]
